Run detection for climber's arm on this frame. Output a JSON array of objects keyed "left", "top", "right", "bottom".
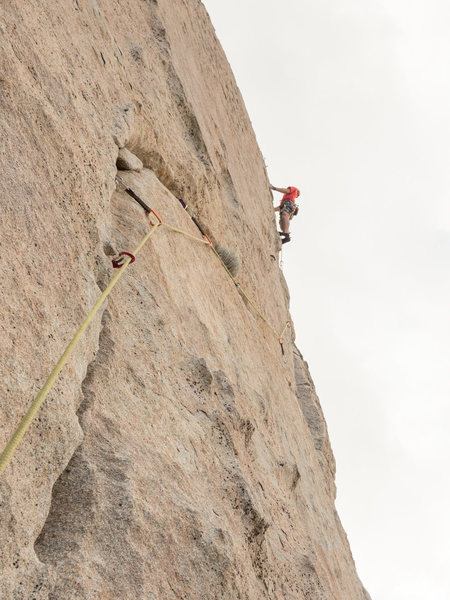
[{"left": 270, "top": 184, "right": 290, "bottom": 194}]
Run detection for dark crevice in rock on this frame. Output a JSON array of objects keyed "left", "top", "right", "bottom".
[
  {"left": 210, "top": 419, "right": 271, "bottom": 589},
  {"left": 121, "top": 6, "right": 212, "bottom": 203},
  {"left": 188, "top": 364, "right": 271, "bottom": 590},
  {"left": 34, "top": 448, "right": 97, "bottom": 564},
  {"left": 293, "top": 345, "right": 336, "bottom": 487},
  {"left": 166, "top": 63, "right": 211, "bottom": 167},
  {"left": 76, "top": 309, "right": 114, "bottom": 423},
  {"left": 147, "top": 7, "right": 206, "bottom": 164},
  {"left": 221, "top": 167, "right": 239, "bottom": 215},
  {"left": 34, "top": 307, "right": 144, "bottom": 597},
  {"left": 34, "top": 309, "right": 113, "bottom": 565}
]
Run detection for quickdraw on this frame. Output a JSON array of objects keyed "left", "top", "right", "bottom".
[{"left": 112, "top": 251, "right": 136, "bottom": 269}]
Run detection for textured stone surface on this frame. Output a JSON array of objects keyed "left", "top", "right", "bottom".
[
  {"left": 116, "top": 147, "right": 143, "bottom": 171},
  {"left": 0, "top": 1, "right": 370, "bottom": 599}
]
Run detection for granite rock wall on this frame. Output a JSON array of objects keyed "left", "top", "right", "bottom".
[{"left": 0, "top": 1, "right": 370, "bottom": 598}]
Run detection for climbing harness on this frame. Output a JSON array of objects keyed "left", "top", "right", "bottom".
[
  {"left": 0, "top": 182, "right": 291, "bottom": 477},
  {"left": 279, "top": 199, "right": 296, "bottom": 218}
]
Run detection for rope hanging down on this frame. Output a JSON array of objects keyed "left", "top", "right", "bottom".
[
  {"left": 0, "top": 221, "right": 160, "bottom": 477},
  {"left": 0, "top": 185, "right": 290, "bottom": 477}
]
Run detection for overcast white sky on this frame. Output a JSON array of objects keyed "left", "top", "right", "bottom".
[{"left": 203, "top": 1, "right": 450, "bottom": 598}]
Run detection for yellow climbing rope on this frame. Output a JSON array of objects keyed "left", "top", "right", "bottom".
[
  {"left": 161, "top": 222, "right": 212, "bottom": 246},
  {"left": 210, "top": 244, "right": 289, "bottom": 342},
  {"left": 278, "top": 321, "right": 291, "bottom": 343},
  {"left": 0, "top": 187, "right": 291, "bottom": 477},
  {"left": 0, "top": 222, "right": 160, "bottom": 477},
  {"left": 117, "top": 173, "right": 289, "bottom": 341},
  {"left": 162, "top": 211, "right": 290, "bottom": 345}
]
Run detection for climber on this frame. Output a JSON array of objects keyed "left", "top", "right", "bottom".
[{"left": 270, "top": 184, "right": 300, "bottom": 244}]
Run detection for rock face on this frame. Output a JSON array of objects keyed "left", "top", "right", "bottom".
[
  {"left": 116, "top": 148, "right": 143, "bottom": 172},
  {"left": 0, "top": 1, "right": 370, "bottom": 599}
]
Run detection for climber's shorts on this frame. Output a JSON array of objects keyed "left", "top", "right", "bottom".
[{"left": 280, "top": 200, "right": 296, "bottom": 219}]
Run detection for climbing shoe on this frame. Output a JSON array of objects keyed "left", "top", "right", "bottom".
[{"left": 279, "top": 232, "right": 291, "bottom": 244}]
